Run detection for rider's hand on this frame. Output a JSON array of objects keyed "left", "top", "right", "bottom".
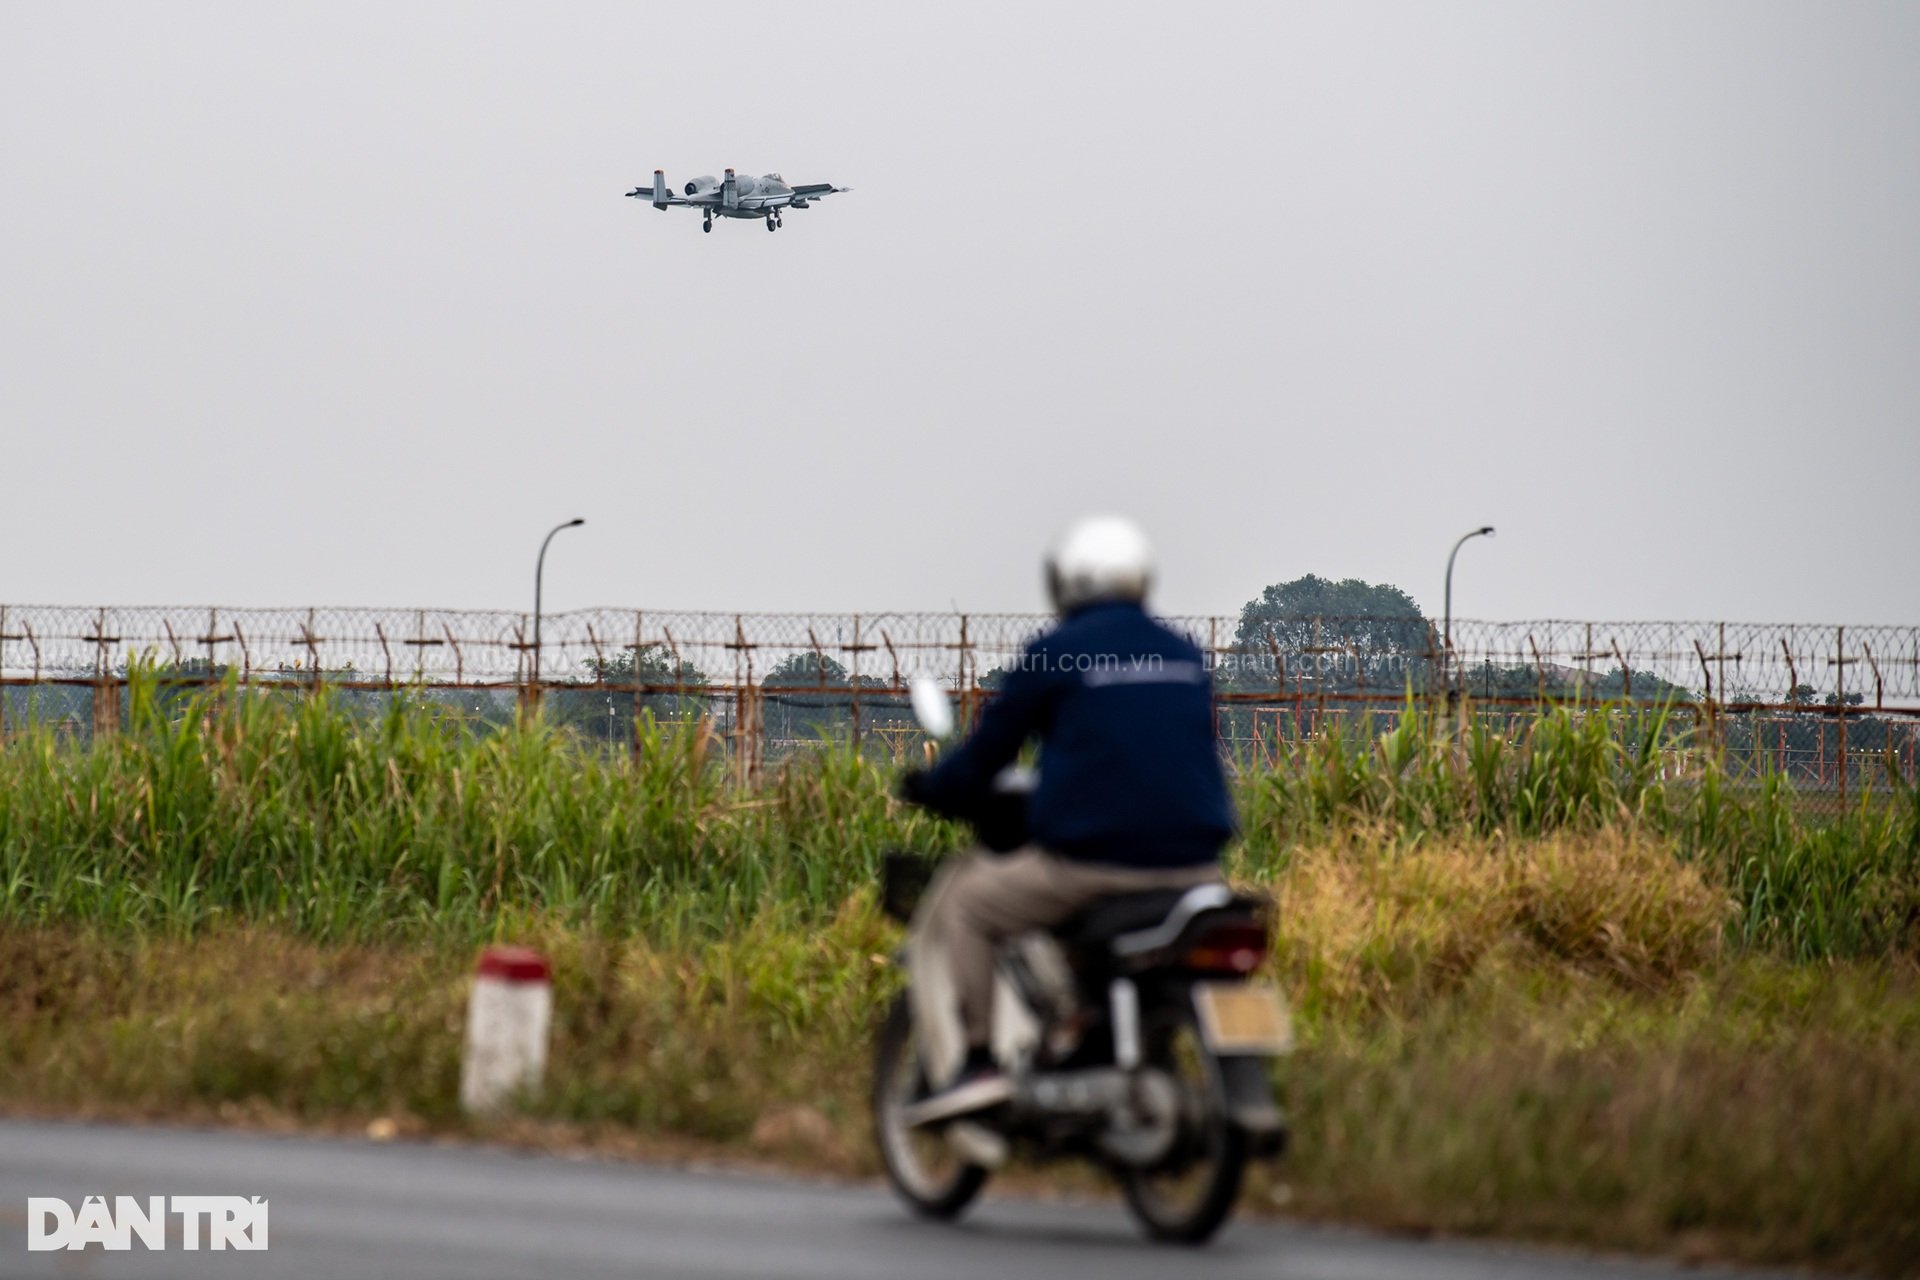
[{"left": 898, "top": 768, "right": 935, "bottom": 807}]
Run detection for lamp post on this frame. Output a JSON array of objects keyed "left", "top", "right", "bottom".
[
  {"left": 532, "top": 518, "right": 585, "bottom": 690},
  {"left": 1443, "top": 526, "right": 1494, "bottom": 699}
]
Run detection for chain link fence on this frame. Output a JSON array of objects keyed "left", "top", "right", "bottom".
[{"left": 3, "top": 605, "right": 1916, "bottom": 802}]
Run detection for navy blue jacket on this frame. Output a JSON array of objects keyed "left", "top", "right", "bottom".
[{"left": 917, "top": 601, "right": 1234, "bottom": 869}]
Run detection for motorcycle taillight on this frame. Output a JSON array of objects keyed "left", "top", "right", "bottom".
[{"left": 1181, "top": 920, "right": 1269, "bottom": 974}]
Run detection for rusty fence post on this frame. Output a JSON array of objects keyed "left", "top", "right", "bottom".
[
  {"left": 846, "top": 615, "right": 873, "bottom": 756},
  {"left": 443, "top": 623, "right": 465, "bottom": 689},
  {"left": 0, "top": 606, "right": 10, "bottom": 741},
  {"left": 375, "top": 622, "right": 395, "bottom": 688},
  {"left": 1717, "top": 621, "right": 1728, "bottom": 720},
  {"left": 299, "top": 608, "right": 324, "bottom": 695},
  {"left": 1692, "top": 638, "right": 1717, "bottom": 757},
  {"left": 737, "top": 684, "right": 762, "bottom": 785},
  {"left": 724, "top": 615, "right": 763, "bottom": 786},
  {"left": 89, "top": 608, "right": 123, "bottom": 739},
  {"left": 1264, "top": 632, "right": 1286, "bottom": 763},
  {"left": 630, "top": 612, "right": 646, "bottom": 765},
  {"left": 1863, "top": 642, "right": 1884, "bottom": 712},
  {"left": 1829, "top": 625, "right": 1854, "bottom": 808},
  {"left": 665, "top": 623, "right": 689, "bottom": 749},
  {"left": 956, "top": 615, "right": 972, "bottom": 732},
  {"left": 233, "top": 623, "right": 252, "bottom": 696},
  {"left": 510, "top": 619, "right": 539, "bottom": 724},
  {"left": 194, "top": 609, "right": 232, "bottom": 725}
]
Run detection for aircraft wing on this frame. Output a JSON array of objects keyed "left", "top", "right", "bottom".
[{"left": 788, "top": 183, "right": 848, "bottom": 199}]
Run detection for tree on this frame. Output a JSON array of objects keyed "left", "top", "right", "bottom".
[
  {"left": 763, "top": 652, "right": 854, "bottom": 688},
  {"left": 761, "top": 652, "right": 892, "bottom": 747},
  {"left": 551, "top": 644, "right": 710, "bottom": 744},
  {"left": 1581, "top": 665, "right": 1693, "bottom": 704},
  {"left": 1779, "top": 683, "right": 1863, "bottom": 714},
  {"left": 582, "top": 643, "right": 709, "bottom": 693},
  {"left": 1224, "top": 574, "right": 1430, "bottom": 695}
]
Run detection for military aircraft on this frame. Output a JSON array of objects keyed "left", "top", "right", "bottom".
[{"left": 624, "top": 169, "right": 850, "bottom": 233}]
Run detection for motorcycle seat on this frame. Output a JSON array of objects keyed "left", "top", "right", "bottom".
[{"left": 1058, "top": 888, "right": 1197, "bottom": 948}]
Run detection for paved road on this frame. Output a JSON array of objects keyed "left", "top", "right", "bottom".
[{"left": 0, "top": 1120, "right": 1783, "bottom": 1279}]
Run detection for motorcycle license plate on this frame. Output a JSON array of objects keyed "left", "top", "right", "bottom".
[{"left": 1194, "top": 984, "right": 1292, "bottom": 1054}]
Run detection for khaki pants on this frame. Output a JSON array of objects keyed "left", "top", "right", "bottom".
[{"left": 908, "top": 846, "right": 1219, "bottom": 1086}]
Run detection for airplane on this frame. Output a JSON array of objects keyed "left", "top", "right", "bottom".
[{"left": 624, "top": 169, "right": 850, "bottom": 233}]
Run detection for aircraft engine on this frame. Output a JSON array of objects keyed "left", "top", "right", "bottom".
[{"left": 685, "top": 175, "right": 718, "bottom": 196}]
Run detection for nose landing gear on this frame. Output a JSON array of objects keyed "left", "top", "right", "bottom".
[{"left": 765, "top": 213, "right": 782, "bottom": 232}]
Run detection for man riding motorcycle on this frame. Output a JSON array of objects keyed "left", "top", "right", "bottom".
[{"left": 898, "top": 514, "right": 1235, "bottom": 1123}]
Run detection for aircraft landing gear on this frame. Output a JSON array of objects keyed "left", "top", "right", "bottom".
[
  {"left": 703, "top": 213, "right": 713, "bottom": 234},
  {"left": 765, "top": 215, "right": 777, "bottom": 232}
]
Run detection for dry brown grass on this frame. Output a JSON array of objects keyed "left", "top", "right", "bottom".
[{"left": 1271, "top": 828, "right": 1731, "bottom": 1015}]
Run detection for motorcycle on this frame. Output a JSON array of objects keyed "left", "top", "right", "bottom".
[{"left": 871, "top": 678, "right": 1291, "bottom": 1245}]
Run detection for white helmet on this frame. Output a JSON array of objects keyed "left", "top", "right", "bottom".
[{"left": 1045, "top": 515, "right": 1154, "bottom": 616}]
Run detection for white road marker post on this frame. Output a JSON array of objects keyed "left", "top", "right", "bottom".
[{"left": 459, "top": 945, "right": 553, "bottom": 1114}]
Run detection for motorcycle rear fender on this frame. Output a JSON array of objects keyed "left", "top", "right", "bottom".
[
  {"left": 1167, "top": 980, "right": 1287, "bottom": 1158},
  {"left": 1213, "top": 1053, "right": 1287, "bottom": 1157}
]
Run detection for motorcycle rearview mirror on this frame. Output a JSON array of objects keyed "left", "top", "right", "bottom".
[{"left": 908, "top": 675, "right": 956, "bottom": 739}]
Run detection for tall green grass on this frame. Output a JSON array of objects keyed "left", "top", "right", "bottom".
[
  {"left": 1, "top": 671, "right": 1915, "bottom": 959},
  {"left": 1236, "top": 701, "right": 1920, "bottom": 960},
  {"left": 0, "top": 672, "right": 927, "bottom": 941}
]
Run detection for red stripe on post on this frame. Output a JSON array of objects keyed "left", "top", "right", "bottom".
[{"left": 476, "top": 945, "right": 551, "bottom": 984}]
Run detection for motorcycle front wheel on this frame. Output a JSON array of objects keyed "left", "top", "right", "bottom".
[
  {"left": 1117, "top": 1003, "right": 1249, "bottom": 1244},
  {"left": 871, "top": 990, "right": 989, "bottom": 1220}
]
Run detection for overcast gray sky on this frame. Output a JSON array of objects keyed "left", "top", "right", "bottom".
[{"left": 3, "top": 2, "right": 1915, "bottom": 624}]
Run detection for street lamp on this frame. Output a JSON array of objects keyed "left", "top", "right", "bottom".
[
  {"left": 533, "top": 518, "right": 585, "bottom": 688},
  {"left": 1443, "top": 525, "right": 1494, "bottom": 697}
]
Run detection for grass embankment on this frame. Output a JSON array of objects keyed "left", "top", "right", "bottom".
[{"left": 3, "top": 678, "right": 1918, "bottom": 1272}]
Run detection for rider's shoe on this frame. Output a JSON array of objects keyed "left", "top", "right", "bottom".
[{"left": 904, "top": 1050, "right": 1012, "bottom": 1128}]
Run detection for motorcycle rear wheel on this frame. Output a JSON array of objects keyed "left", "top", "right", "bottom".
[
  {"left": 872, "top": 990, "right": 990, "bottom": 1220},
  {"left": 1117, "top": 1004, "right": 1249, "bottom": 1244}
]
